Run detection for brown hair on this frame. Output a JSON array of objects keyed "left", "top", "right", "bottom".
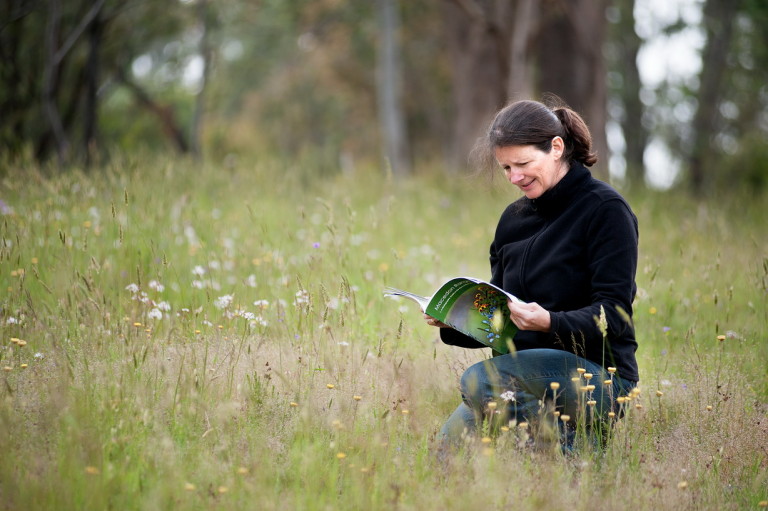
[{"left": 474, "top": 98, "right": 597, "bottom": 170}]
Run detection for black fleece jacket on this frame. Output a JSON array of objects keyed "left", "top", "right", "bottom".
[{"left": 441, "top": 162, "right": 640, "bottom": 382}]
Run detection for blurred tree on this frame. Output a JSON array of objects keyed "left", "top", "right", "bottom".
[
  {"left": 688, "top": 0, "right": 742, "bottom": 193},
  {"left": 534, "top": 0, "right": 610, "bottom": 181},
  {"left": 190, "top": 0, "right": 215, "bottom": 159},
  {"left": 441, "top": 0, "right": 513, "bottom": 171},
  {"left": 1, "top": 0, "right": 196, "bottom": 166},
  {"left": 644, "top": 0, "right": 768, "bottom": 193},
  {"left": 439, "top": 0, "right": 611, "bottom": 180},
  {"left": 607, "top": 0, "right": 647, "bottom": 189},
  {"left": 375, "top": 0, "right": 410, "bottom": 176}
]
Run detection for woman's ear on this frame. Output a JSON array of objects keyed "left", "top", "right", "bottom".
[{"left": 551, "top": 136, "right": 565, "bottom": 159}]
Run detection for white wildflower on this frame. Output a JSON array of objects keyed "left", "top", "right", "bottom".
[
  {"left": 125, "top": 283, "right": 139, "bottom": 293},
  {"left": 253, "top": 299, "right": 270, "bottom": 309},
  {"left": 337, "top": 341, "right": 350, "bottom": 347},
  {"left": 250, "top": 316, "right": 268, "bottom": 328},
  {"left": 202, "top": 320, "right": 213, "bottom": 327},
  {"left": 148, "top": 308, "right": 163, "bottom": 320},
  {"left": 500, "top": 391, "right": 516, "bottom": 402},
  {"left": 209, "top": 260, "right": 221, "bottom": 271},
  {"left": 246, "top": 274, "right": 258, "bottom": 288},
  {"left": 241, "top": 311, "right": 255, "bottom": 320},
  {"left": 148, "top": 280, "right": 165, "bottom": 292},
  {"left": 294, "top": 290, "right": 310, "bottom": 306},
  {"left": 214, "top": 294, "right": 234, "bottom": 309},
  {"left": 192, "top": 265, "right": 206, "bottom": 277},
  {"left": 191, "top": 280, "right": 205, "bottom": 289},
  {"left": 156, "top": 301, "right": 171, "bottom": 312},
  {"left": 6, "top": 317, "right": 18, "bottom": 325},
  {"left": 34, "top": 352, "right": 44, "bottom": 360}
]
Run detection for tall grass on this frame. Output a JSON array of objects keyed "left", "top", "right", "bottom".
[{"left": 0, "top": 156, "right": 766, "bottom": 510}]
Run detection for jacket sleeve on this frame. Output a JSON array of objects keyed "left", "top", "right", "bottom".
[
  {"left": 439, "top": 327, "right": 486, "bottom": 349},
  {"left": 547, "top": 199, "right": 638, "bottom": 350}
]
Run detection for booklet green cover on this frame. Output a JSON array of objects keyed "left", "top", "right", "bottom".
[{"left": 384, "top": 277, "right": 524, "bottom": 355}]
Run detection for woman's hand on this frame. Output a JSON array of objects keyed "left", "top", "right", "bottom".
[
  {"left": 507, "top": 299, "right": 551, "bottom": 332},
  {"left": 423, "top": 313, "right": 449, "bottom": 328}
]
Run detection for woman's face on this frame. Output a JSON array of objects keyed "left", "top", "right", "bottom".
[{"left": 494, "top": 137, "right": 567, "bottom": 199}]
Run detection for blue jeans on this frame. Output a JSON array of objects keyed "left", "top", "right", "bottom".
[{"left": 440, "top": 349, "right": 636, "bottom": 447}]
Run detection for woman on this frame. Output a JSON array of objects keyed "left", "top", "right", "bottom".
[{"left": 427, "top": 99, "right": 639, "bottom": 448}]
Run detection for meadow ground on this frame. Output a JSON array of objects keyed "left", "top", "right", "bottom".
[{"left": 0, "top": 156, "right": 766, "bottom": 510}]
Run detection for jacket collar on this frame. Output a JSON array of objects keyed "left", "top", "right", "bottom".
[{"left": 529, "top": 162, "right": 591, "bottom": 216}]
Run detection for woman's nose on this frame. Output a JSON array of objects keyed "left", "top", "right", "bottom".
[{"left": 506, "top": 168, "right": 523, "bottom": 184}]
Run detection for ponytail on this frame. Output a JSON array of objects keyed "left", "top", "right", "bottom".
[{"left": 553, "top": 107, "right": 598, "bottom": 167}]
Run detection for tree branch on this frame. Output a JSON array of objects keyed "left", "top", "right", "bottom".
[
  {"left": 115, "top": 67, "right": 190, "bottom": 154},
  {"left": 54, "top": 0, "right": 107, "bottom": 65}
]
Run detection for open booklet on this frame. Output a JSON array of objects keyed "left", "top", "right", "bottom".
[{"left": 384, "top": 277, "right": 524, "bottom": 355}]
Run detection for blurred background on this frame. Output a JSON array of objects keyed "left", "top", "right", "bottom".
[{"left": 1, "top": 0, "right": 766, "bottom": 194}]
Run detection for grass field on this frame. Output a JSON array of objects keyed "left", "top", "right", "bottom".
[{"left": 0, "top": 156, "right": 766, "bottom": 510}]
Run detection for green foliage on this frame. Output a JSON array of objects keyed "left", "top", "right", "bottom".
[{"left": 0, "top": 157, "right": 766, "bottom": 509}]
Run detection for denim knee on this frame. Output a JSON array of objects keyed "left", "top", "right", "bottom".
[{"left": 459, "top": 362, "right": 488, "bottom": 406}]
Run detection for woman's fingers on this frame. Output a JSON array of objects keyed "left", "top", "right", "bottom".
[{"left": 507, "top": 300, "right": 552, "bottom": 332}]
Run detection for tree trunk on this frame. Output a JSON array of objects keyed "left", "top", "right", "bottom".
[
  {"left": 688, "top": 0, "right": 741, "bottom": 193},
  {"left": 43, "top": 0, "right": 68, "bottom": 167},
  {"left": 507, "top": 0, "right": 537, "bottom": 102},
  {"left": 535, "top": 0, "right": 610, "bottom": 181},
  {"left": 614, "top": 0, "right": 646, "bottom": 189},
  {"left": 375, "top": 0, "right": 410, "bottom": 176},
  {"left": 442, "top": 0, "right": 512, "bottom": 171},
  {"left": 84, "top": 5, "right": 104, "bottom": 168},
  {"left": 190, "top": 0, "right": 212, "bottom": 160}
]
